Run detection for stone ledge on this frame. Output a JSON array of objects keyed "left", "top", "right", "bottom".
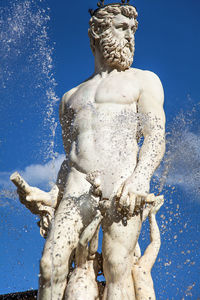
[{"left": 0, "top": 282, "right": 106, "bottom": 299}]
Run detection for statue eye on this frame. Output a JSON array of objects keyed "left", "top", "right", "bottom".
[
  {"left": 123, "top": 24, "right": 128, "bottom": 30},
  {"left": 115, "top": 24, "right": 128, "bottom": 31},
  {"left": 131, "top": 26, "right": 136, "bottom": 32},
  {"left": 115, "top": 25, "right": 124, "bottom": 31}
]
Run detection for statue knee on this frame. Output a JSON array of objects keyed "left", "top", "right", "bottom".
[
  {"left": 40, "top": 252, "right": 52, "bottom": 282},
  {"left": 104, "top": 251, "right": 129, "bottom": 281},
  {"left": 52, "top": 253, "right": 69, "bottom": 279},
  {"left": 40, "top": 248, "right": 70, "bottom": 283}
]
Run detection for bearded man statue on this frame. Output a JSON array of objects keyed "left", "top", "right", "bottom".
[{"left": 14, "top": 2, "right": 165, "bottom": 300}]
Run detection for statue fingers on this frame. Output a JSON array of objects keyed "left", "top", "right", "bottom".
[
  {"left": 128, "top": 193, "right": 136, "bottom": 217},
  {"left": 116, "top": 184, "right": 124, "bottom": 199},
  {"left": 151, "top": 195, "right": 164, "bottom": 213},
  {"left": 146, "top": 193, "right": 156, "bottom": 203},
  {"left": 92, "top": 186, "right": 102, "bottom": 197},
  {"left": 156, "top": 195, "right": 164, "bottom": 205},
  {"left": 118, "top": 188, "right": 129, "bottom": 210},
  {"left": 17, "top": 188, "right": 27, "bottom": 202},
  {"left": 86, "top": 171, "right": 101, "bottom": 188},
  {"left": 135, "top": 195, "right": 142, "bottom": 206},
  {"left": 94, "top": 176, "right": 101, "bottom": 188},
  {"left": 18, "top": 195, "right": 26, "bottom": 205},
  {"left": 121, "top": 195, "right": 130, "bottom": 217},
  {"left": 17, "top": 187, "right": 26, "bottom": 196},
  {"left": 26, "top": 192, "right": 45, "bottom": 203},
  {"left": 26, "top": 194, "right": 36, "bottom": 202},
  {"left": 155, "top": 203, "right": 163, "bottom": 212},
  {"left": 42, "top": 216, "right": 49, "bottom": 228}
]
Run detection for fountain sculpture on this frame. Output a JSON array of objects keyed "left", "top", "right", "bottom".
[{"left": 11, "top": 1, "right": 166, "bottom": 299}]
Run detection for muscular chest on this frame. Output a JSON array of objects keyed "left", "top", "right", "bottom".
[
  {"left": 68, "top": 70, "right": 140, "bottom": 112},
  {"left": 95, "top": 72, "right": 140, "bottom": 105}
]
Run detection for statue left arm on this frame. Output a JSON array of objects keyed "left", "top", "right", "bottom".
[
  {"left": 117, "top": 71, "right": 165, "bottom": 215},
  {"left": 133, "top": 71, "right": 166, "bottom": 190}
]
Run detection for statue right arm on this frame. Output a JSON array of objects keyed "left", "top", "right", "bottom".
[
  {"left": 15, "top": 87, "right": 78, "bottom": 209},
  {"left": 53, "top": 87, "right": 79, "bottom": 206}
]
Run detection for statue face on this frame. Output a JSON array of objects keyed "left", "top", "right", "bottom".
[
  {"left": 98, "top": 13, "right": 136, "bottom": 70},
  {"left": 111, "top": 14, "right": 136, "bottom": 48}
]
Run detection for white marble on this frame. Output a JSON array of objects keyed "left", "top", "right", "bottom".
[{"left": 12, "top": 4, "right": 165, "bottom": 300}]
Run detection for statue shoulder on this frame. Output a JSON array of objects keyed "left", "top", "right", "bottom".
[
  {"left": 131, "top": 68, "right": 162, "bottom": 83},
  {"left": 61, "top": 86, "right": 79, "bottom": 105},
  {"left": 131, "top": 68, "right": 164, "bottom": 105},
  {"left": 59, "top": 85, "right": 80, "bottom": 118}
]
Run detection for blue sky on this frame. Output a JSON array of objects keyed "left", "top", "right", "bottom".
[{"left": 0, "top": 0, "right": 199, "bottom": 298}]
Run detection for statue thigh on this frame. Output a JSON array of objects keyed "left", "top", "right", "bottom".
[
  {"left": 102, "top": 214, "right": 142, "bottom": 281},
  {"left": 40, "top": 198, "right": 83, "bottom": 282},
  {"left": 40, "top": 168, "right": 94, "bottom": 281}
]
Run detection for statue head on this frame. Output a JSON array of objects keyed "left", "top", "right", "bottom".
[{"left": 88, "top": 4, "right": 138, "bottom": 70}]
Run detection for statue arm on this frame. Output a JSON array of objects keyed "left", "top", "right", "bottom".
[
  {"left": 59, "top": 90, "right": 77, "bottom": 155},
  {"left": 116, "top": 71, "right": 165, "bottom": 216},
  {"left": 14, "top": 166, "right": 66, "bottom": 214},
  {"left": 53, "top": 89, "right": 79, "bottom": 206},
  {"left": 54, "top": 158, "right": 68, "bottom": 207},
  {"left": 12, "top": 90, "right": 77, "bottom": 211},
  {"left": 133, "top": 71, "right": 166, "bottom": 190}
]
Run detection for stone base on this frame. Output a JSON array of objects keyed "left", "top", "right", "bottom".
[{"left": 0, "top": 282, "right": 106, "bottom": 299}]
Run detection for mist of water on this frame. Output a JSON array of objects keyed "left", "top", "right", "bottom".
[
  {"left": 0, "top": 0, "right": 60, "bottom": 200},
  {"left": 0, "top": 0, "right": 61, "bottom": 295},
  {"left": 154, "top": 101, "right": 200, "bottom": 200},
  {"left": 0, "top": 0, "right": 59, "bottom": 149}
]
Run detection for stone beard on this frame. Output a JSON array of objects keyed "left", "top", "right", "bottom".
[{"left": 99, "top": 28, "right": 135, "bottom": 70}]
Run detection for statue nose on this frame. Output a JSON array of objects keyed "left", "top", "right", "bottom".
[
  {"left": 125, "top": 34, "right": 133, "bottom": 43},
  {"left": 126, "top": 36, "right": 131, "bottom": 42},
  {"left": 125, "top": 29, "right": 132, "bottom": 42}
]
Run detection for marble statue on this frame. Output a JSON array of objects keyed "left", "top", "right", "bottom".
[{"left": 11, "top": 1, "right": 166, "bottom": 299}]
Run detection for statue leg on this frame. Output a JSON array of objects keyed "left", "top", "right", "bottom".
[
  {"left": 102, "top": 215, "right": 142, "bottom": 300},
  {"left": 38, "top": 197, "right": 83, "bottom": 300},
  {"left": 38, "top": 168, "right": 96, "bottom": 300}
]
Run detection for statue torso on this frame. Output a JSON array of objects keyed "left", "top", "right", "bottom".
[{"left": 61, "top": 68, "right": 142, "bottom": 197}]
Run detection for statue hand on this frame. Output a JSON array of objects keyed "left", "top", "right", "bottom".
[
  {"left": 18, "top": 186, "right": 57, "bottom": 237},
  {"left": 86, "top": 171, "right": 102, "bottom": 197},
  {"left": 150, "top": 195, "right": 164, "bottom": 215},
  {"left": 17, "top": 185, "right": 59, "bottom": 210},
  {"left": 115, "top": 177, "right": 150, "bottom": 218},
  {"left": 37, "top": 206, "right": 55, "bottom": 238}
]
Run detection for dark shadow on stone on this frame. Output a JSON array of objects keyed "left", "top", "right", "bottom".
[{"left": 0, "top": 290, "right": 37, "bottom": 300}]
